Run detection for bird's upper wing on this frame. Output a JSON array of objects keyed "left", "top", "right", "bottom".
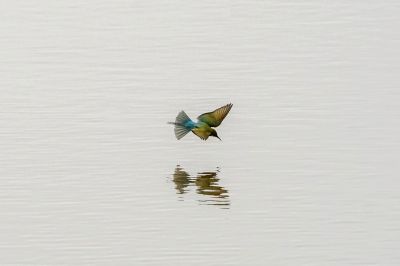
[{"left": 197, "top": 103, "right": 233, "bottom": 127}]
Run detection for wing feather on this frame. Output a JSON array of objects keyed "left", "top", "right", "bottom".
[{"left": 197, "top": 103, "right": 233, "bottom": 127}]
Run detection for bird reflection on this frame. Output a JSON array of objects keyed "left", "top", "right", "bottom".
[{"left": 170, "top": 165, "right": 230, "bottom": 208}]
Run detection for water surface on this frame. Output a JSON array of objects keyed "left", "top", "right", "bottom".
[{"left": 0, "top": 0, "right": 400, "bottom": 265}]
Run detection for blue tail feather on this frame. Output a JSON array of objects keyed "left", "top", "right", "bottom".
[{"left": 168, "top": 111, "right": 195, "bottom": 140}]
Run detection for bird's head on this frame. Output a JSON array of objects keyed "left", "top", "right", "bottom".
[{"left": 210, "top": 129, "right": 221, "bottom": 141}]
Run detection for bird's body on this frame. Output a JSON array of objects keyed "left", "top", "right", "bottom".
[
  {"left": 168, "top": 103, "right": 233, "bottom": 141},
  {"left": 192, "top": 121, "right": 214, "bottom": 140}
]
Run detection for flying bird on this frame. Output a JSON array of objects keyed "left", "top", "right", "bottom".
[{"left": 168, "top": 103, "right": 233, "bottom": 141}]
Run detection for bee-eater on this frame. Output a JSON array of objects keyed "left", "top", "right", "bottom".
[{"left": 168, "top": 103, "right": 233, "bottom": 141}]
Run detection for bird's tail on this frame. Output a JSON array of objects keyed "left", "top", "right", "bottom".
[{"left": 167, "top": 111, "right": 192, "bottom": 140}]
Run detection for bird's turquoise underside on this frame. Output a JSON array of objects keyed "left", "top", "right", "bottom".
[{"left": 183, "top": 120, "right": 196, "bottom": 130}]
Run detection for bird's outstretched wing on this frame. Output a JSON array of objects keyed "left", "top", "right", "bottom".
[{"left": 197, "top": 103, "right": 233, "bottom": 127}]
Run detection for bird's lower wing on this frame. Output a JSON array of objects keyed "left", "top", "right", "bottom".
[{"left": 192, "top": 127, "right": 211, "bottom": 140}]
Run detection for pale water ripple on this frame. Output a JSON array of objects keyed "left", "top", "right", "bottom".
[{"left": 0, "top": 0, "right": 400, "bottom": 265}]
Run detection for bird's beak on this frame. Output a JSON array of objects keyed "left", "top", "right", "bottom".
[{"left": 216, "top": 136, "right": 222, "bottom": 141}]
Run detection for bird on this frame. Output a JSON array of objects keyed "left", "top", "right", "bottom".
[{"left": 168, "top": 103, "right": 233, "bottom": 141}]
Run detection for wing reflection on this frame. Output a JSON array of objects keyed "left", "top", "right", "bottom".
[{"left": 170, "top": 165, "right": 230, "bottom": 208}]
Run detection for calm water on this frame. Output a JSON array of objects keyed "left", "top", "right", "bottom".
[{"left": 1, "top": 1, "right": 400, "bottom": 265}]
